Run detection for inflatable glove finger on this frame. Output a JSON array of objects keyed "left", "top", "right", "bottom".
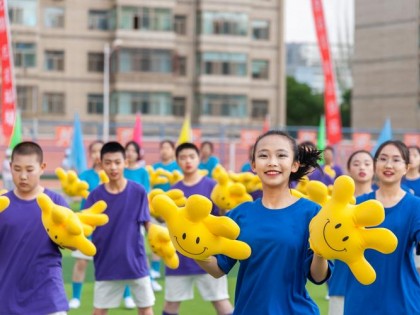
[
  {"left": 324, "top": 165, "right": 336, "bottom": 179},
  {"left": 55, "top": 167, "right": 90, "bottom": 198},
  {"left": 148, "top": 189, "right": 186, "bottom": 218},
  {"left": 37, "top": 193, "right": 97, "bottom": 256},
  {"left": 0, "top": 195, "right": 10, "bottom": 214},
  {"left": 308, "top": 175, "right": 398, "bottom": 285},
  {"left": 146, "top": 166, "right": 170, "bottom": 188},
  {"left": 147, "top": 224, "right": 179, "bottom": 269},
  {"left": 229, "top": 172, "right": 261, "bottom": 193},
  {"left": 76, "top": 200, "right": 108, "bottom": 236},
  {"left": 152, "top": 194, "right": 251, "bottom": 261},
  {"left": 167, "top": 170, "right": 184, "bottom": 186},
  {"left": 98, "top": 170, "right": 109, "bottom": 184},
  {"left": 295, "top": 176, "right": 309, "bottom": 194}
]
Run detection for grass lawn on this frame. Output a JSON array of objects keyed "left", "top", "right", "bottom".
[{"left": 62, "top": 250, "right": 329, "bottom": 314}]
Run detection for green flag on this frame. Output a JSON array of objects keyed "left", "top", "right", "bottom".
[
  {"left": 317, "top": 115, "right": 326, "bottom": 163},
  {"left": 9, "top": 110, "right": 22, "bottom": 149}
]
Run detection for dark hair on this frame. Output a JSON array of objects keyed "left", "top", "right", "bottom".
[
  {"left": 12, "top": 141, "right": 43, "bottom": 163},
  {"left": 88, "top": 140, "right": 104, "bottom": 153},
  {"left": 200, "top": 141, "right": 214, "bottom": 152},
  {"left": 160, "top": 140, "right": 175, "bottom": 150},
  {"left": 373, "top": 140, "right": 409, "bottom": 165},
  {"left": 252, "top": 130, "right": 322, "bottom": 183},
  {"left": 101, "top": 141, "right": 125, "bottom": 160},
  {"left": 176, "top": 142, "right": 200, "bottom": 158},
  {"left": 324, "top": 145, "right": 334, "bottom": 153},
  {"left": 125, "top": 140, "right": 142, "bottom": 161},
  {"left": 346, "top": 150, "right": 373, "bottom": 170}
]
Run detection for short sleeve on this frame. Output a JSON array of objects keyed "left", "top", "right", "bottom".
[
  {"left": 137, "top": 189, "right": 151, "bottom": 223},
  {"left": 216, "top": 253, "right": 236, "bottom": 275}
]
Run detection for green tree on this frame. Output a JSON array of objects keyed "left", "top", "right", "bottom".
[
  {"left": 286, "top": 76, "right": 324, "bottom": 126},
  {"left": 340, "top": 88, "right": 351, "bottom": 127}
]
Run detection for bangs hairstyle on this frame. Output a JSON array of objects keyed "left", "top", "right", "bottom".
[
  {"left": 125, "top": 140, "right": 143, "bottom": 161},
  {"left": 176, "top": 142, "right": 199, "bottom": 158},
  {"left": 101, "top": 141, "right": 126, "bottom": 160},
  {"left": 374, "top": 140, "right": 409, "bottom": 165},
  {"left": 160, "top": 140, "right": 175, "bottom": 150},
  {"left": 11, "top": 141, "right": 44, "bottom": 163},
  {"left": 252, "top": 130, "right": 322, "bottom": 184},
  {"left": 346, "top": 150, "right": 373, "bottom": 170}
]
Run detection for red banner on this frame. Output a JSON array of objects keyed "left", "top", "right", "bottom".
[
  {"left": 0, "top": 0, "right": 16, "bottom": 146},
  {"left": 311, "top": 0, "right": 342, "bottom": 145},
  {"left": 352, "top": 132, "right": 372, "bottom": 150}
]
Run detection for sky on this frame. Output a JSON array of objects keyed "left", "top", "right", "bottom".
[{"left": 284, "top": 0, "right": 354, "bottom": 44}]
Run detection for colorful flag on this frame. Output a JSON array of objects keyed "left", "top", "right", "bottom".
[
  {"left": 0, "top": 0, "right": 17, "bottom": 145},
  {"left": 177, "top": 114, "right": 192, "bottom": 145},
  {"left": 70, "top": 113, "right": 87, "bottom": 173},
  {"left": 133, "top": 112, "right": 143, "bottom": 146},
  {"left": 9, "top": 109, "right": 21, "bottom": 149},
  {"left": 262, "top": 114, "right": 270, "bottom": 133},
  {"left": 317, "top": 115, "right": 326, "bottom": 163},
  {"left": 311, "top": 0, "right": 342, "bottom": 145},
  {"left": 371, "top": 118, "right": 392, "bottom": 155}
]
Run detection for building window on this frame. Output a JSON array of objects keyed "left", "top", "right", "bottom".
[
  {"left": 88, "top": 52, "right": 104, "bottom": 72},
  {"left": 252, "top": 20, "right": 269, "bottom": 40},
  {"left": 111, "top": 92, "right": 172, "bottom": 115},
  {"left": 174, "top": 15, "right": 186, "bottom": 35},
  {"left": 17, "top": 86, "right": 37, "bottom": 113},
  {"left": 8, "top": 0, "right": 37, "bottom": 26},
  {"left": 44, "top": 7, "right": 64, "bottom": 28},
  {"left": 119, "top": 7, "right": 172, "bottom": 31},
  {"left": 88, "top": 10, "right": 112, "bottom": 30},
  {"left": 13, "top": 42, "right": 36, "bottom": 68},
  {"left": 87, "top": 94, "right": 103, "bottom": 114},
  {"left": 174, "top": 56, "right": 187, "bottom": 76},
  {"left": 199, "top": 52, "right": 247, "bottom": 76},
  {"left": 251, "top": 99, "right": 268, "bottom": 118},
  {"left": 44, "top": 50, "right": 64, "bottom": 71},
  {"left": 117, "top": 49, "right": 172, "bottom": 74},
  {"left": 200, "top": 94, "right": 247, "bottom": 117},
  {"left": 200, "top": 11, "right": 248, "bottom": 36},
  {"left": 173, "top": 97, "right": 185, "bottom": 116},
  {"left": 42, "top": 93, "right": 65, "bottom": 114},
  {"left": 252, "top": 60, "right": 269, "bottom": 79}
]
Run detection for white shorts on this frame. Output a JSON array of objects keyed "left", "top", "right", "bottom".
[
  {"left": 165, "top": 274, "right": 229, "bottom": 302},
  {"left": 71, "top": 249, "right": 93, "bottom": 261},
  {"left": 93, "top": 277, "right": 155, "bottom": 309},
  {"left": 328, "top": 296, "right": 344, "bottom": 315},
  {"left": 49, "top": 312, "right": 67, "bottom": 315}
]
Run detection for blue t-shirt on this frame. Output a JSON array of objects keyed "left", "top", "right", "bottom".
[
  {"left": 0, "top": 189, "right": 69, "bottom": 315},
  {"left": 124, "top": 167, "right": 150, "bottom": 192},
  {"left": 240, "top": 162, "right": 252, "bottom": 173},
  {"left": 166, "top": 176, "right": 218, "bottom": 276},
  {"left": 199, "top": 155, "right": 220, "bottom": 177},
  {"left": 216, "top": 198, "right": 331, "bottom": 315},
  {"left": 153, "top": 160, "right": 181, "bottom": 191},
  {"left": 87, "top": 181, "right": 151, "bottom": 281},
  {"left": 402, "top": 176, "right": 420, "bottom": 197},
  {"left": 344, "top": 192, "right": 420, "bottom": 315},
  {"left": 79, "top": 168, "right": 101, "bottom": 209}
]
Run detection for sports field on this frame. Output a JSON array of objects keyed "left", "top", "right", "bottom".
[{"left": 62, "top": 250, "right": 329, "bottom": 314}]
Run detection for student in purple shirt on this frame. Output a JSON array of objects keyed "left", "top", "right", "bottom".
[
  {"left": 163, "top": 142, "right": 234, "bottom": 315},
  {"left": 0, "top": 141, "right": 69, "bottom": 315},
  {"left": 86, "top": 142, "right": 155, "bottom": 315}
]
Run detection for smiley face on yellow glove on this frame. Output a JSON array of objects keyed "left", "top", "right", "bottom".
[
  {"left": 151, "top": 194, "right": 251, "bottom": 261},
  {"left": 307, "top": 175, "right": 398, "bottom": 285}
]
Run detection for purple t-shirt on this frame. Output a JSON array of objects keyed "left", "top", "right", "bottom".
[
  {"left": 308, "top": 167, "right": 334, "bottom": 186},
  {"left": 166, "top": 176, "right": 218, "bottom": 276},
  {"left": 86, "top": 180, "right": 151, "bottom": 281},
  {"left": 0, "top": 189, "right": 69, "bottom": 315}
]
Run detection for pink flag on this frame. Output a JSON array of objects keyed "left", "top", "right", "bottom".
[
  {"left": 262, "top": 114, "right": 270, "bottom": 133},
  {"left": 133, "top": 112, "right": 143, "bottom": 146}
]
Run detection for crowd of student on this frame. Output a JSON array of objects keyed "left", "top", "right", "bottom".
[{"left": 0, "top": 133, "right": 419, "bottom": 315}]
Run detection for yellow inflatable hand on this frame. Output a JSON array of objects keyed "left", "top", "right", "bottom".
[
  {"left": 229, "top": 172, "right": 262, "bottom": 193},
  {"left": 152, "top": 194, "right": 251, "bottom": 261},
  {"left": 98, "top": 170, "right": 109, "bottom": 184},
  {"left": 167, "top": 170, "right": 184, "bottom": 186},
  {"left": 55, "top": 168, "right": 89, "bottom": 198},
  {"left": 308, "top": 175, "right": 398, "bottom": 285},
  {"left": 148, "top": 224, "right": 179, "bottom": 269},
  {"left": 148, "top": 188, "right": 186, "bottom": 218},
  {"left": 146, "top": 165, "right": 170, "bottom": 188},
  {"left": 211, "top": 165, "right": 252, "bottom": 212},
  {"left": 0, "top": 195, "right": 10, "bottom": 214},
  {"left": 76, "top": 200, "right": 109, "bottom": 237},
  {"left": 324, "top": 165, "right": 336, "bottom": 179},
  {"left": 37, "top": 193, "right": 106, "bottom": 256}
]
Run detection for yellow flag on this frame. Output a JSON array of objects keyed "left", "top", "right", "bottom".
[{"left": 177, "top": 114, "right": 192, "bottom": 145}]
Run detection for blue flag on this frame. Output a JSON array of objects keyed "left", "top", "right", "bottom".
[
  {"left": 70, "top": 113, "right": 87, "bottom": 173},
  {"left": 371, "top": 118, "right": 392, "bottom": 155}
]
